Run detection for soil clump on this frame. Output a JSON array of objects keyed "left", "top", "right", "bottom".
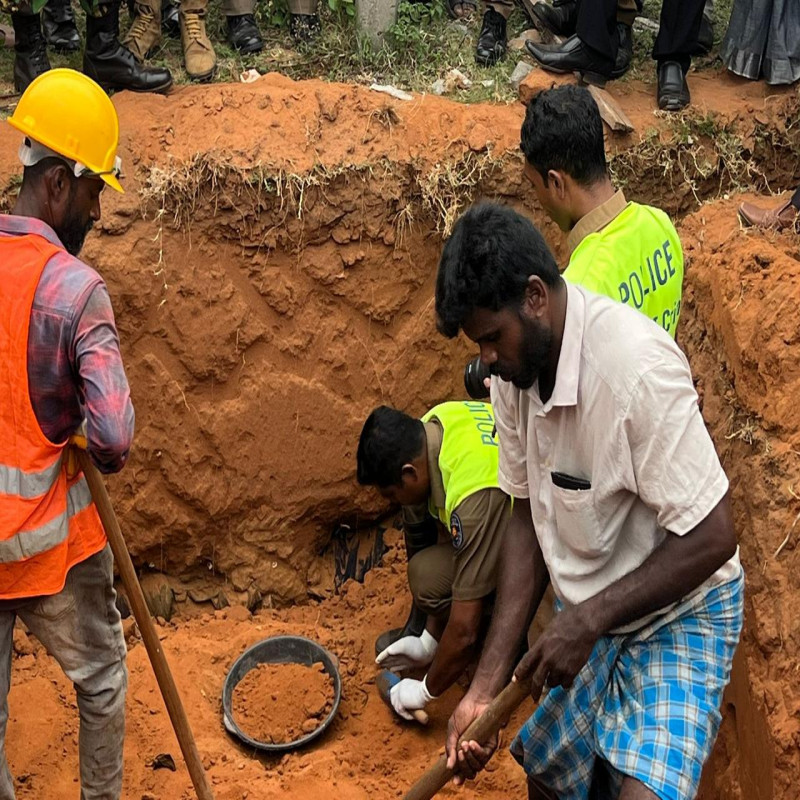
[
  {"left": 232, "top": 662, "right": 335, "bottom": 743},
  {"left": 1, "top": 72, "right": 798, "bottom": 799}
]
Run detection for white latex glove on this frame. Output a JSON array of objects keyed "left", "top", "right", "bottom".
[
  {"left": 390, "top": 675, "right": 436, "bottom": 720},
  {"left": 375, "top": 629, "right": 438, "bottom": 672}
]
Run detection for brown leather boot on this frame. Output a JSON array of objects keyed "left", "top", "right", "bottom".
[
  {"left": 180, "top": 0, "right": 215, "bottom": 82},
  {"left": 738, "top": 197, "right": 800, "bottom": 232},
  {"left": 123, "top": 0, "right": 162, "bottom": 62}
]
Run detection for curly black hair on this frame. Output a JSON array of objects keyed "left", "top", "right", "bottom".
[
  {"left": 520, "top": 85, "right": 607, "bottom": 187},
  {"left": 435, "top": 202, "right": 560, "bottom": 338}
]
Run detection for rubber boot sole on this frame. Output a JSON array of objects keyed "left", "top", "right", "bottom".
[{"left": 186, "top": 65, "right": 215, "bottom": 82}]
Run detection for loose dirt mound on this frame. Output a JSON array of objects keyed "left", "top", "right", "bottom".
[
  {"left": 7, "top": 530, "right": 535, "bottom": 799},
  {"left": 232, "top": 661, "right": 334, "bottom": 743},
  {"left": 1, "top": 73, "right": 799, "bottom": 799}
]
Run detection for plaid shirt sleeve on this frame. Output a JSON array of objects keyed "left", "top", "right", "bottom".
[
  {"left": 3, "top": 214, "right": 135, "bottom": 475},
  {"left": 72, "top": 283, "right": 135, "bottom": 474}
]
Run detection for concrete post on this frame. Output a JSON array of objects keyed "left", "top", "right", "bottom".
[{"left": 356, "top": 0, "right": 397, "bottom": 49}]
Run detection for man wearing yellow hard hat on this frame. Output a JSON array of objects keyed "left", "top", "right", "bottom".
[
  {"left": 4, "top": 0, "right": 172, "bottom": 93},
  {"left": 0, "top": 69, "right": 135, "bottom": 798}
]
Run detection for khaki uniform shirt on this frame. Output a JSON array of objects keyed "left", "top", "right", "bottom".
[
  {"left": 491, "top": 283, "right": 740, "bottom": 633},
  {"left": 566, "top": 189, "right": 629, "bottom": 256},
  {"left": 403, "top": 419, "right": 510, "bottom": 602}
]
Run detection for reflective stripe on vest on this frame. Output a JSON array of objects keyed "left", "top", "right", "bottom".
[
  {"left": 0, "top": 476, "right": 93, "bottom": 564},
  {"left": 0, "top": 456, "right": 64, "bottom": 499},
  {"left": 0, "top": 232, "right": 106, "bottom": 598}
]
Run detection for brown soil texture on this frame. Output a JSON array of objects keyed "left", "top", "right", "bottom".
[
  {"left": 1, "top": 73, "right": 799, "bottom": 799},
  {"left": 231, "top": 661, "right": 334, "bottom": 744},
  {"left": 7, "top": 530, "right": 537, "bottom": 799},
  {"left": 680, "top": 198, "right": 800, "bottom": 800}
]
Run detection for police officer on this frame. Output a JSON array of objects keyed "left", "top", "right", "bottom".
[
  {"left": 357, "top": 402, "right": 510, "bottom": 721},
  {"left": 521, "top": 85, "right": 684, "bottom": 338}
]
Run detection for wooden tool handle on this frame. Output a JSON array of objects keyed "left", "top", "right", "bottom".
[
  {"left": 78, "top": 451, "right": 215, "bottom": 800},
  {"left": 412, "top": 708, "right": 429, "bottom": 726},
  {"left": 404, "top": 679, "right": 530, "bottom": 800}
]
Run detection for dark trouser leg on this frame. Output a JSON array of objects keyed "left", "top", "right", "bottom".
[
  {"left": 18, "top": 547, "right": 128, "bottom": 800},
  {"left": 10, "top": 9, "right": 51, "bottom": 92},
  {"left": 652, "top": 0, "right": 706, "bottom": 70},
  {"left": 575, "top": 0, "right": 618, "bottom": 60},
  {"left": 0, "top": 611, "right": 15, "bottom": 800},
  {"left": 791, "top": 186, "right": 800, "bottom": 210}
]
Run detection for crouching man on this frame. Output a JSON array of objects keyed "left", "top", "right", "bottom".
[
  {"left": 357, "top": 402, "right": 511, "bottom": 722},
  {"left": 436, "top": 203, "right": 743, "bottom": 800}
]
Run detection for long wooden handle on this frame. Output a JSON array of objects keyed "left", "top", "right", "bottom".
[
  {"left": 78, "top": 451, "right": 215, "bottom": 800},
  {"left": 404, "top": 679, "right": 530, "bottom": 800}
]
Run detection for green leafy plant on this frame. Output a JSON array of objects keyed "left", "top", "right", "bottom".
[
  {"left": 388, "top": 0, "right": 447, "bottom": 61},
  {"left": 328, "top": 0, "right": 356, "bottom": 18}
]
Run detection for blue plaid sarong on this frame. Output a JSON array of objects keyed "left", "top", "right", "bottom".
[{"left": 510, "top": 572, "right": 744, "bottom": 800}]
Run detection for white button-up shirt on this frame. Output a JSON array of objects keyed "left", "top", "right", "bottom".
[{"left": 491, "top": 282, "right": 740, "bottom": 633}]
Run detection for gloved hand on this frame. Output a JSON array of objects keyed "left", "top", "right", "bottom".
[
  {"left": 376, "top": 629, "right": 438, "bottom": 672},
  {"left": 390, "top": 675, "right": 436, "bottom": 720},
  {"left": 65, "top": 420, "right": 88, "bottom": 480}
]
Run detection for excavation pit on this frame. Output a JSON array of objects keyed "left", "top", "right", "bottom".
[{"left": 1, "top": 72, "right": 798, "bottom": 800}]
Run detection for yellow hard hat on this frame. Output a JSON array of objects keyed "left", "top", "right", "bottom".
[{"left": 8, "top": 68, "right": 123, "bottom": 193}]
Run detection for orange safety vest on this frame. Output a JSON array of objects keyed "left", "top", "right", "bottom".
[{"left": 0, "top": 232, "right": 107, "bottom": 600}]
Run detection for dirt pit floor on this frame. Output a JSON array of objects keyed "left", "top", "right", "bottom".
[
  {"left": 231, "top": 662, "right": 335, "bottom": 743},
  {"left": 1, "top": 70, "right": 799, "bottom": 799}
]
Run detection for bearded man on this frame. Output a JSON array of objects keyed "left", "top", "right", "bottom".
[{"left": 434, "top": 202, "right": 743, "bottom": 800}]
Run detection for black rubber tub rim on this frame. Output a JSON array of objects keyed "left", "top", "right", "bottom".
[{"left": 222, "top": 634, "right": 342, "bottom": 753}]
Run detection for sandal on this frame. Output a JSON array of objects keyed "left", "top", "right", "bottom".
[{"left": 446, "top": 0, "right": 477, "bottom": 20}]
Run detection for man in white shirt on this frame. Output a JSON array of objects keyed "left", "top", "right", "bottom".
[{"left": 434, "top": 202, "right": 743, "bottom": 800}]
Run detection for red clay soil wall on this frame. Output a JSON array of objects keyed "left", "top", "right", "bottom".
[
  {"left": 1, "top": 73, "right": 799, "bottom": 797},
  {"left": 681, "top": 202, "right": 800, "bottom": 800}
]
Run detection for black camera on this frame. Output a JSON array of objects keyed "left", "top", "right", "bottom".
[{"left": 463, "top": 355, "right": 491, "bottom": 400}]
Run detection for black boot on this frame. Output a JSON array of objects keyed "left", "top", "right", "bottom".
[
  {"left": 162, "top": 0, "right": 181, "bottom": 38},
  {"left": 613, "top": 22, "right": 633, "bottom": 78},
  {"left": 227, "top": 13, "right": 263, "bottom": 53},
  {"left": 42, "top": 0, "right": 81, "bottom": 52},
  {"left": 476, "top": 8, "right": 507, "bottom": 66},
  {"left": 530, "top": 0, "right": 576, "bottom": 37},
  {"left": 83, "top": 4, "right": 173, "bottom": 93},
  {"left": 12, "top": 12, "right": 51, "bottom": 93}
]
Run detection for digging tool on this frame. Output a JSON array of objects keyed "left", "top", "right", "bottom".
[
  {"left": 77, "top": 450, "right": 215, "bottom": 800},
  {"left": 403, "top": 678, "right": 530, "bottom": 800},
  {"left": 376, "top": 669, "right": 429, "bottom": 725}
]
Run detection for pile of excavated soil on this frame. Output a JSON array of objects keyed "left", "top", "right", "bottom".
[
  {"left": 6, "top": 528, "right": 535, "bottom": 799},
  {"left": 2, "top": 74, "right": 799, "bottom": 799},
  {"left": 232, "top": 662, "right": 334, "bottom": 743}
]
